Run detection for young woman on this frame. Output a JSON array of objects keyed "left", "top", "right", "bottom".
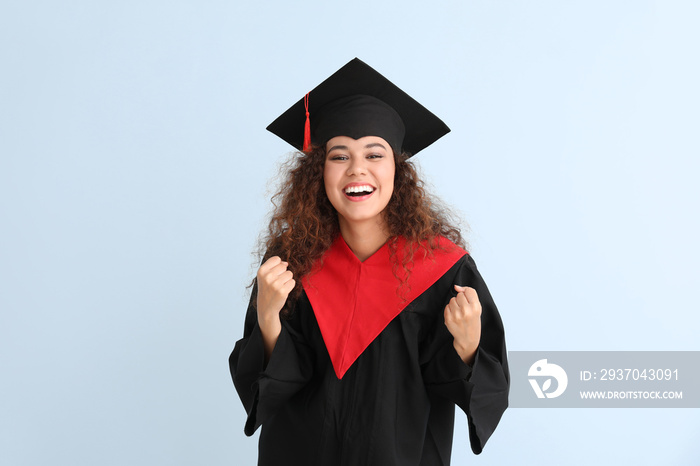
[{"left": 230, "top": 58, "right": 509, "bottom": 466}]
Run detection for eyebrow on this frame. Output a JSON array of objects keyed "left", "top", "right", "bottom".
[{"left": 327, "top": 142, "right": 388, "bottom": 153}]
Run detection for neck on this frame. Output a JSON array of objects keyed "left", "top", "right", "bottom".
[{"left": 338, "top": 216, "right": 391, "bottom": 262}]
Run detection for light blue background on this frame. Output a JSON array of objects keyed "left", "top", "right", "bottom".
[{"left": 1, "top": 1, "right": 698, "bottom": 465}]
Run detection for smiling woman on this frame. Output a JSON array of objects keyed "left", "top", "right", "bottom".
[
  {"left": 229, "top": 58, "right": 509, "bottom": 466},
  {"left": 324, "top": 136, "right": 396, "bottom": 260}
]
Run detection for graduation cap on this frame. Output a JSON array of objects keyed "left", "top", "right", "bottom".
[{"left": 266, "top": 58, "right": 450, "bottom": 156}]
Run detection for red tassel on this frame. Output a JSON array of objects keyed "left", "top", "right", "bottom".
[{"left": 303, "top": 93, "right": 311, "bottom": 152}]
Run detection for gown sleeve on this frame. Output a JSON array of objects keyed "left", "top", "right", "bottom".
[
  {"left": 420, "top": 254, "right": 510, "bottom": 454},
  {"left": 229, "top": 283, "right": 315, "bottom": 436}
]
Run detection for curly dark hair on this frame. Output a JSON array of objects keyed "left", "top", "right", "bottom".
[{"left": 255, "top": 144, "right": 466, "bottom": 315}]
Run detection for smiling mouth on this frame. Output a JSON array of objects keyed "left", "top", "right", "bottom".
[{"left": 344, "top": 185, "right": 375, "bottom": 197}]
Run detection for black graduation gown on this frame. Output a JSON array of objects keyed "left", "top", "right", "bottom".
[{"left": 229, "top": 252, "right": 509, "bottom": 466}]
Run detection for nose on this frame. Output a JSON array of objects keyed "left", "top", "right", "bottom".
[{"left": 346, "top": 157, "right": 367, "bottom": 176}]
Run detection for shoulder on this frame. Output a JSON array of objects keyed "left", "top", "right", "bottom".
[
  {"left": 435, "top": 235, "right": 468, "bottom": 257},
  {"left": 403, "top": 235, "right": 468, "bottom": 266}
]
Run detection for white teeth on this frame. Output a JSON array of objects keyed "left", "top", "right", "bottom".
[{"left": 345, "top": 185, "right": 374, "bottom": 194}]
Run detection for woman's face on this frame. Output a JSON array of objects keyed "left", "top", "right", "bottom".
[{"left": 323, "top": 135, "right": 395, "bottom": 229}]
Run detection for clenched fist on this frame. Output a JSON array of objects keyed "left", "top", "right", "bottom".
[
  {"left": 444, "top": 285, "right": 482, "bottom": 365},
  {"left": 256, "top": 256, "right": 296, "bottom": 360}
]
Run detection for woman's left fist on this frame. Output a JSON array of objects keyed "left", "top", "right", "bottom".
[{"left": 444, "top": 285, "right": 482, "bottom": 365}]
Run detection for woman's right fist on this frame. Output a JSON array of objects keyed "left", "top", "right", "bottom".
[{"left": 256, "top": 256, "right": 296, "bottom": 323}]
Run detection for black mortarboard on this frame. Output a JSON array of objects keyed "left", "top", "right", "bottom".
[{"left": 266, "top": 58, "right": 450, "bottom": 157}]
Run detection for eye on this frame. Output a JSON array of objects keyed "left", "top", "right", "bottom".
[
  {"left": 328, "top": 154, "right": 348, "bottom": 161},
  {"left": 367, "top": 153, "right": 384, "bottom": 159}
]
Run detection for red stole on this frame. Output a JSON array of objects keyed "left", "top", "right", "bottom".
[{"left": 302, "top": 235, "right": 466, "bottom": 379}]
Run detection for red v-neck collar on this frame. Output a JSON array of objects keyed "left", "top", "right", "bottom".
[{"left": 302, "top": 235, "right": 467, "bottom": 379}]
